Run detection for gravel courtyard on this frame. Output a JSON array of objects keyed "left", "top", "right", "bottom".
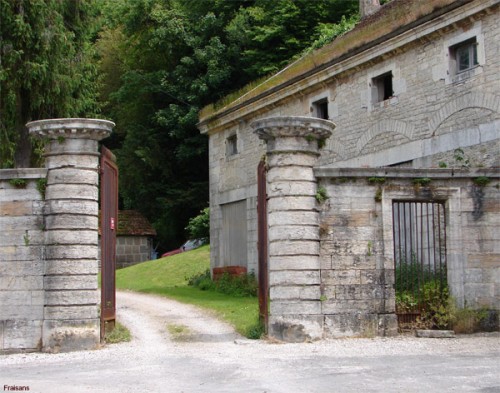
[{"left": 1, "top": 291, "right": 499, "bottom": 393}]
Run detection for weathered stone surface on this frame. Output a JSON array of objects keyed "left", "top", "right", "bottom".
[
  {"left": 415, "top": 329, "right": 456, "bottom": 338},
  {"left": 0, "top": 201, "right": 34, "bottom": 216},
  {"left": 46, "top": 230, "right": 98, "bottom": 245},
  {"left": 270, "top": 285, "right": 320, "bottom": 300},
  {"left": 45, "top": 214, "right": 98, "bottom": 230},
  {"left": 44, "top": 275, "right": 98, "bottom": 291},
  {"left": 267, "top": 166, "right": 316, "bottom": 182},
  {"left": 268, "top": 196, "right": 317, "bottom": 211},
  {"left": 45, "top": 184, "right": 98, "bottom": 201},
  {"left": 269, "top": 270, "right": 320, "bottom": 286},
  {"left": 47, "top": 168, "right": 98, "bottom": 185},
  {"left": 44, "top": 260, "right": 98, "bottom": 275},
  {"left": 44, "top": 305, "right": 98, "bottom": 320},
  {"left": 3, "top": 320, "right": 43, "bottom": 351},
  {"left": 324, "top": 313, "right": 378, "bottom": 338},
  {"left": 45, "top": 245, "right": 99, "bottom": 260},
  {"left": 268, "top": 315, "right": 323, "bottom": 342},
  {"left": 42, "top": 319, "right": 100, "bottom": 353},
  {"left": 269, "top": 242, "right": 320, "bottom": 258},
  {"left": 268, "top": 211, "right": 319, "bottom": 226},
  {"left": 44, "top": 290, "right": 99, "bottom": 306},
  {"left": 268, "top": 152, "right": 318, "bottom": 167},
  {"left": 268, "top": 226, "right": 319, "bottom": 241},
  {"left": 267, "top": 180, "right": 317, "bottom": 198},
  {"left": 322, "top": 270, "right": 361, "bottom": 286},
  {"left": 270, "top": 300, "right": 321, "bottom": 315},
  {"left": 45, "top": 200, "right": 98, "bottom": 215},
  {"left": 269, "top": 255, "right": 320, "bottom": 271}
]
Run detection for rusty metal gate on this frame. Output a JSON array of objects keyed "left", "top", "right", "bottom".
[
  {"left": 392, "top": 200, "right": 447, "bottom": 329},
  {"left": 100, "top": 146, "right": 118, "bottom": 340},
  {"left": 257, "top": 159, "right": 269, "bottom": 329}
]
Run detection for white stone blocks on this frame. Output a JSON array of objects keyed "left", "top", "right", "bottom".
[
  {"left": 270, "top": 270, "right": 320, "bottom": 286},
  {"left": 269, "top": 241, "right": 320, "bottom": 258},
  {"left": 268, "top": 211, "right": 319, "bottom": 226},
  {"left": 268, "top": 196, "right": 317, "bottom": 211},
  {"left": 269, "top": 255, "right": 320, "bottom": 270},
  {"left": 270, "top": 300, "right": 321, "bottom": 315},
  {"left": 270, "top": 285, "right": 320, "bottom": 300},
  {"left": 268, "top": 180, "right": 316, "bottom": 197}
]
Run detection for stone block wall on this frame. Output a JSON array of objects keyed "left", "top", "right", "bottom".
[
  {"left": 316, "top": 167, "right": 499, "bottom": 336},
  {"left": 116, "top": 236, "right": 151, "bottom": 268},
  {"left": 0, "top": 118, "right": 114, "bottom": 353},
  {"left": 200, "top": 2, "right": 499, "bottom": 276},
  {"left": 0, "top": 169, "right": 47, "bottom": 352}
]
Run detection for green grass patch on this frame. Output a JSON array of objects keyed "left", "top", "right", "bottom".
[
  {"left": 104, "top": 321, "right": 131, "bottom": 344},
  {"left": 116, "top": 245, "right": 260, "bottom": 338}
]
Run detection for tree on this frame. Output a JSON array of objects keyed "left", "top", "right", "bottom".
[
  {"left": 97, "top": 0, "right": 359, "bottom": 251},
  {"left": 0, "top": 0, "right": 101, "bottom": 168}
]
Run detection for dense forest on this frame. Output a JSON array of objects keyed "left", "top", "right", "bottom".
[{"left": 1, "top": 0, "right": 359, "bottom": 252}]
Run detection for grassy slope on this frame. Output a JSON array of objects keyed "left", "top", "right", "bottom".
[{"left": 115, "top": 245, "right": 259, "bottom": 337}]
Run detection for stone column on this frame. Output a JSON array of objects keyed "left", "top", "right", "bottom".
[
  {"left": 27, "top": 118, "right": 114, "bottom": 352},
  {"left": 252, "top": 116, "right": 334, "bottom": 342}
]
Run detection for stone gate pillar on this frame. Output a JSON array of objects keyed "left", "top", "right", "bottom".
[
  {"left": 252, "top": 116, "right": 334, "bottom": 342},
  {"left": 27, "top": 118, "right": 114, "bottom": 352}
]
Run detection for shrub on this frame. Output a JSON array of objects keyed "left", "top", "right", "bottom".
[
  {"left": 188, "top": 269, "right": 258, "bottom": 297},
  {"left": 185, "top": 207, "right": 210, "bottom": 242}
]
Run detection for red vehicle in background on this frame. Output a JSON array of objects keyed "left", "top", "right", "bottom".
[{"left": 161, "top": 239, "right": 204, "bottom": 258}]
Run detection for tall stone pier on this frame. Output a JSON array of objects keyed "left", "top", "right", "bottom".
[
  {"left": 27, "top": 118, "right": 114, "bottom": 352},
  {"left": 252, "top": 116, "right": 334, "bottom": 342}
]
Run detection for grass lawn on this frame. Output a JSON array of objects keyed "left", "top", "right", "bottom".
[{"left": 115, "top": 245, "right": 260, "bottom": 338}]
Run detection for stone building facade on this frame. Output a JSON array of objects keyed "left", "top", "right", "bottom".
[
  {"left": 115, "top": 210, "right": 156, "bottom": 268},
  {"left": 0, "top": 119, "right": 114, "bottom": 353},
  {"left": 198, "top": 0, "right": 499, "bottom": 340}
]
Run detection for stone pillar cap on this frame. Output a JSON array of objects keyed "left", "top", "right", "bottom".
[
  {"left": 27, "top": 118, "right": 115, "bottom": 140},
  {"left": 251, "top": 116, "right": 335, "bottom": 141}
]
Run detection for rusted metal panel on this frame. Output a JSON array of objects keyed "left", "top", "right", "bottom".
[
  {"left": 221, "top": 200, "right": 247, "bottom": 267},
  {"left": 257, "top": 159, "right": 269, "bottom": 329},
  {"left": 392, "top": 201, "right": 447, "bottom": 330},
  {"left": 100, "top": 146, "right": 118, "bottom": 340}
]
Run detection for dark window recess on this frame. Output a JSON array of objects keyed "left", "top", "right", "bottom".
[
  {"left": 373, "top": 71, "right": 394, "bottom": 102},
  {"left": 312, "top": 99, "right": 329, "bottom": 119},
  {"left": 226, "top": 134, "right": 238, "bottom": 156},
  {"left": 453, "top": 38, "right": 478, "bottom": 73}
]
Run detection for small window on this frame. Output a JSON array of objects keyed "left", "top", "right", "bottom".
[
  {"left": 226, "top": 134, "right": 238, "bottom": 156},
  {"left": 312, "top": 98, "right": 329, "bottom": 120},
  {"left": 372, "top": 71, "right": 393, "bottom": 103},
  {"left": 451, "top": 38, "right": 478, "bottom": 74}
]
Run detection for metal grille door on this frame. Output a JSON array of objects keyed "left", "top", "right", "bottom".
[{"left": 392, "top": 201, "right": 447, "bottom": 328}]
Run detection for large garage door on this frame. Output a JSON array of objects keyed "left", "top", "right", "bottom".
[{"left": 221, "top": 200, "right": 247, "bottom": 267}]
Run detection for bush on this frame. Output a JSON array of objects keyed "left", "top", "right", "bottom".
[
  {"left": 188, "top": 269, "right": 258, "bottom": 298},
  {"left": 185, "top": 208, "right": 210, "bottom": 242}
]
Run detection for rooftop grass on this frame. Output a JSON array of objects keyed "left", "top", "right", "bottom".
[{"left": 115, "top": 245, "right": 260, "bottom": 338}]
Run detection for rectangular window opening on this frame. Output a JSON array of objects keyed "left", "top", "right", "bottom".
[
  {"left": 450, "top": 37, "right": 478, "bottom": 76},
  {"left": 226, "top": 134, "right": 238, "bottom": 156},
  {"left": 312, "top": 98, "right": 329, "bottom": 120},
  {"left": 373, "top": 71, "right": 393, "bottom": 103}
]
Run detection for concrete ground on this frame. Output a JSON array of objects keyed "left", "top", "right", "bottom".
[{"left": 1, "top": 291, "right": 499, "bottom": 393}]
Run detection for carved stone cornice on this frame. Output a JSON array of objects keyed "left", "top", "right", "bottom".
[{"left": 27, "top": 118, "right": 115, "bottom": 141}]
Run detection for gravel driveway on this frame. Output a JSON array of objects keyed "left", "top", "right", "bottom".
[{"left": 1, "top": 290, "right": 499, "bottom": 393}]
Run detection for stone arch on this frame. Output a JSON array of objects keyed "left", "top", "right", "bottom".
[
  {"left": 429, "top": 92, "right": 500, "bottom": 137},
  {"left": 355, "top": 119, "right": 414, "bottom": 154}
]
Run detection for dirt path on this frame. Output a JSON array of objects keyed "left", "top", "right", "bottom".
[{"left": 1, "top": 290, "right": 499, "bottom": 393}]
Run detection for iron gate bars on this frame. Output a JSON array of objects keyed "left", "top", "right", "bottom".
[{"left": 392, "top": 201, "right": 447, "bottom": 328}]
